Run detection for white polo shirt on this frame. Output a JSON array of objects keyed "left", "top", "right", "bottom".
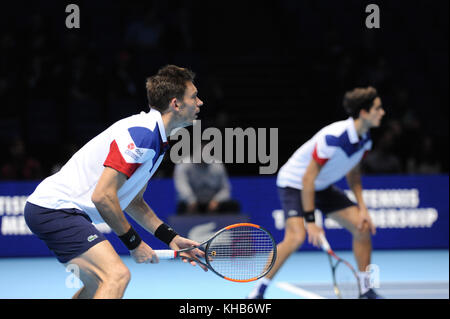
[
  {"left": 27, "top": 108, "right": 169, "bottom": 224},
  {"left": 277, "top": 117, "right": 372, "bottom": 191}
]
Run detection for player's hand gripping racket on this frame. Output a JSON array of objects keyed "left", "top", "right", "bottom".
[
  {"left": 155, "top": 223, "right": 277, "bottom": 282},
  {"left": 319, "top": 233, "right": 361, "bottom": 298}
]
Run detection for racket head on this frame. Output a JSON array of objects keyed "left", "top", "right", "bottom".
[
  {"left": 204, "top": 223, "right": 277, "bottom": 282},
  {"left": 331, "top": 256, "right": 361, "bottom": 299}
]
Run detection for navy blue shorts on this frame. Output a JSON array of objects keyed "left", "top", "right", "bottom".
[
  {"left": 24, "top": 202, "right": 106, "bottom": 263},
  {"left": 278, "top": 186, "right": 356, "bottom": 219}
]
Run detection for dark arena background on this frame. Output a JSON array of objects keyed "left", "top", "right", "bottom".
[{"left": 0, "top": 0, "right": 448, "bottom": 305}]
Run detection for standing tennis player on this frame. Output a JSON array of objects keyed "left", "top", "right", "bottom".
[
  {"left": 248, "top": 86, "right": 385, "bottom": 299},
  {"left": 25, "top": 65, "right": 207, "bottom": 298}
]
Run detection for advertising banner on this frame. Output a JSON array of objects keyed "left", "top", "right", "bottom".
[{"left": 0, "top": 175, "right": 448, "bottom": 258}]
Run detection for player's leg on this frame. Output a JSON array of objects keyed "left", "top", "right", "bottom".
[
  {"left": 247, "top": 187, "right": 306, "bottom": 299},
  {"left": 327, "top": 206, "right": 383, "bottom": 298},
  {"left": 71, "top": 285, "right": 96, "bottom": 299},
  {"left": 327, "top": 205, "right": 372, "bottom": 272},
  {"left": 315, "top": 186, "right": 372, "bottom": 271},
  {"left": 24, "top": 202, "right": 129, "bottom": 299},
  {"left": 266, "top": 216, "right": 306, "bottom": 279},
  {"left": 316, "top": 186, "right": 382, "bottom": 298},
  {"left": 247, "top": 216, "right": 305, "bottom": 299},
  {"left": 65, "top": 240, "right": 131, "bottom": 299}
]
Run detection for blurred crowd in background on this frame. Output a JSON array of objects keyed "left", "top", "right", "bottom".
[{"left": 0, "top": 0, "right": 448, "bottom": 180}]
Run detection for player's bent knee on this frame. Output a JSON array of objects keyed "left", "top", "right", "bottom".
[
  {"left": 281, "top": 217, "right": 306, "bottom": 250},
  {"left": 111, "top": 265, "right": 131, "bottom": 286},
  {"left": 354, "top": 226, "right": 371, "bottom": 239},
  {"left": 98, "top": 264, "right": 131, "bottom": 290},
  {"left": 284, "top": 229, "right": 306, "bottom": 249},
  {"left": 348, "top": 221, "right": 371, "bottom": 240}
]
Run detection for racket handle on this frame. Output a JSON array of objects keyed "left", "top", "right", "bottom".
[
  {"left": 319, "top": 233, "right": 332, "bottom": 253},
  {"left": 154, "top": 250, "right": 177, "bottom": 260}
]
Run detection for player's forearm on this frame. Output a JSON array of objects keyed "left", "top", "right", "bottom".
[
  {"left": 302, "top": 159, "right": 322, "bottom": 212},
  {"left": 346, "top": 169, "right": 366, "bottom": 208},
  {"left": 92, "top": 191, "right": 131, "bottom": 235},
  {"left": 125, "top": 198, "right": 163, "bottom": 234},
  {"left": 301, "top": 177, "right": 316, "bottom": 211}
]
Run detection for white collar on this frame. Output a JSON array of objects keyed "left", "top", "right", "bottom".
[
  {"left": 346, "top": 117, "right": 360, "bottom": 143},
  {"left": 146, "top": 108, "right": 167, "bottom": 143}
]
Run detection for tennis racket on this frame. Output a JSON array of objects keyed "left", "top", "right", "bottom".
[
  {"left": 319, "top": 233, "right": 361, "bottom": 299},
  {"left": 155, "top": 223, "right": 277, "bottom": 283}
]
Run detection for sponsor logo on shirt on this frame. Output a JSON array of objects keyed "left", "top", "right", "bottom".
[
  {"left": 125, "top": 149, "right": 140, "bottom": 161},
  {"left": 124, "top": 145, "right": 145, "bottom": 162}
]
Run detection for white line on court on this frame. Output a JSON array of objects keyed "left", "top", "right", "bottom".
[
  {"left": 276, "top": 281, "right": 449, "bottom": 299},
  {"left": 375, "top": 289, "right": 449, "bottom": 295},
  {"left": 276, "top": 282, "right": 326, "bottom": 299}
]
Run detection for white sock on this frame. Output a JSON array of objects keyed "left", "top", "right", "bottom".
[
  {"left": 247, "top": 277, "right": 271, "bottom": 298},
  {"left": 357, "top": 272, "right": 371, "bottom": 295}
]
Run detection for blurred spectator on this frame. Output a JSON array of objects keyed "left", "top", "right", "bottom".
[
  {"left": 174, "top": 159, "right": 241, "bottom": 215},
  {"left": 0, "top": 137, "right": 43, "bottom": 180},
  {"left": 160, "top": 2, "right": 194, "bottom": 51},
  {"left": 125, "top": 8, "right": 164, "bottom": 49},
  {"left": 0, "top": 2, "right": 447, "bottom": 177},
  {"left": 362, "top": 127, "right": 402, "bottom": 174},
  {"left": 108, "top": 51, "right": 138, "bottom": 100},
  {"left": 67, "top": 54, "right": 100, "bottom": 101},
  {"left": 406, "top": 136, "right": 442, "bottom": 174}
]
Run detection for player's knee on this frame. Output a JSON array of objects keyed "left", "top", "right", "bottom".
[
  {"left": 352, "top": 223, "right": 371, "bottom": 239},
  {"left": 102, "top": 264, "right": 131, "bottom": 288},
  {"left": 284, "top": 229, "right": 306, "bottom": 250},
  {"left": 114, "top": 266, "right": 131, "bottom": 286}
]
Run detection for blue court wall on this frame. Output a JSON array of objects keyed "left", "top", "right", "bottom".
[{"left": 0, "top": 175, "right": 448, "bottom": 258}]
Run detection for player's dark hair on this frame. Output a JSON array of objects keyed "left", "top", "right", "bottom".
[
  {"left": 146, "top": 65, "right": 196, "bottom": 113},
  {"left": 342, "top": 86, "right": 378, "bottom": 119}
]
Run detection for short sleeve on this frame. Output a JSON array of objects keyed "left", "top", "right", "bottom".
[
  {"left": 312, "top": 134, "right": 338, "bottom": 166},
  {"left": 103, "top": 126, "right": 157, "bottom": 178}
]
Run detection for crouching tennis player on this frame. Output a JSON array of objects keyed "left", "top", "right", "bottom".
[
  {"left": 25, "top": 65, "right": 206, "bottom": 298},
  {"left": 248, "top": 86, "right": 385, "bottom": 299}
]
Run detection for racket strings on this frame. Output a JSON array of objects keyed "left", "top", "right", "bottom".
[
  {"left": 335, "top": 261, "right": 360, "bottom": 299},
  {"left": 207, "top": 226, "right": 275, "bottom": 281}
]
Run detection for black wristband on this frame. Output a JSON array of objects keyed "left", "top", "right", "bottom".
[
  {"left": 154, "top": 223, "right": 178, "bottom": 246},
  {"left": 118, "top": 227, "right": 142, "bottom": 250},
  {"left": 303, "top": 210, "right": 316, "bottom": 223}
]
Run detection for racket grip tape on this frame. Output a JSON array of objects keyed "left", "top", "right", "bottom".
[{"left": 154, "top": 250, "right": 177, "bottom": 260}]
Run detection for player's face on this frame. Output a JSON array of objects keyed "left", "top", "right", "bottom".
[
  {"left": 177, "top": 81, "right": 203, "bottom": 125},
  {"left": 365, "top": 97, "right": 385, "bottom": 127}
]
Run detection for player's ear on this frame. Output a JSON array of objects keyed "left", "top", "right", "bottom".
[
  {"left": 169, "top": 97, "right": 179, "bottom": 111},
  {"left": 359, "top": 108, "right": 369, "bottom": 118}
]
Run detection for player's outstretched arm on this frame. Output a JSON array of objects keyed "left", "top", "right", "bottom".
[
  {"left": 125, "top": 186, "right": 207, "bottom": 270},
  {"left": 125, "top": 183, "right": 165, "bottom": 234},
  {"left": 302, "top": 159, "right": 325, "bottom": 247},
  {"left": 92, "top": 169, "right": 159, "bottom": 264},
  {"left": 92, "top": 167, "right": 132, "bottom": 236},
  {"left": 346, "top": 163, "right": 365, "bottom": 208},
  {"left": 346, "top": 164, "right": 376, "bottom": 235}
]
